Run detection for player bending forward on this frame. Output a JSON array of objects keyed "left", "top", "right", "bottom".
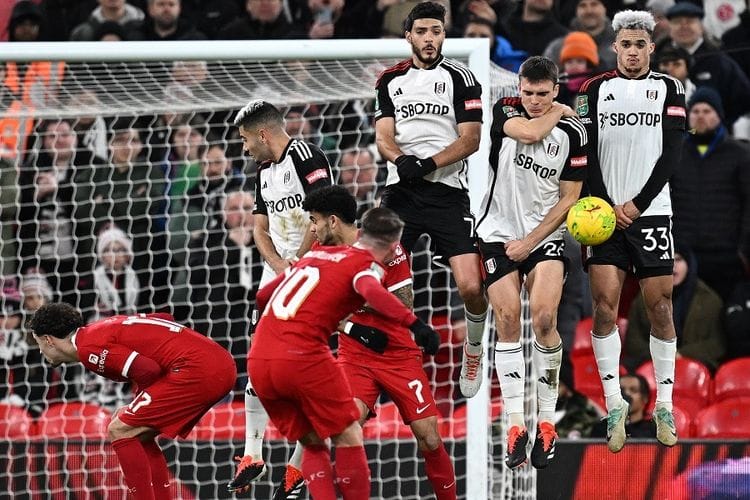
[
  {"left": 248, "top": 206, "right": 440, "bottom": 500},
  {"left": 304, "top": 185, "right": 456, "bottom": 499},
  {"left": 30, "top": 307, "right": 236, "bottom": 500}
]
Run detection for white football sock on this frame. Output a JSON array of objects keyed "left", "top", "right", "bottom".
[
  {"left": 533, "top": 340, "right": 562, "bottom": 423},
  {"left": 289, "top": 441, "right": 304, "bottom": 469},
  {"left": 495, "top": 341, "right": 525, "bottom": 427},
  {"left": 464, "top": 306, "right": 487, "bottom": 356},
  {"left": 650, "top": 334, "right": 676, "bottom": 410},
  {"left": 591, "top": 326, "right": 624, "bottom": 411},
  {"left": 244, "top": 381, "right": 269, "bottom": 459}
]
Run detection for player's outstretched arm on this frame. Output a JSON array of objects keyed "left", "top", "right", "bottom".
[{"left": 375, "top": 117, "right": 403, "bottom": 163}]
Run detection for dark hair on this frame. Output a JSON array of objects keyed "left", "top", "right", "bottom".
[
  {"left": 28, "top": 303, "right": 84, "bottom": 339},
  {"left": 360, "top": 207, "right": 404, "bottom": 246},
  {"left": 404, "top": 1, "right": 446, "bottom": 32},
  {"left": 233, "top": 100, "right": 284, "bottom": 130},
  {"left": 655, "top": 46, "right": 693, "bottom": 72},
  {"left": 622, "top": 373, "right": 651, "bottom": 404},
  {"left": 519, "top": 56, "right": 559, "bottom": 85},
  {"left": 302, "top": 185, "right": 357, "bottom": 224}
]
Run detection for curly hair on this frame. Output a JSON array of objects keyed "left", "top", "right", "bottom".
[{"left": 28, "top": 303, "right": 84, "bottom": 339}]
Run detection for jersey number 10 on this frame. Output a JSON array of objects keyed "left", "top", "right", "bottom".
[{"left": 266, "top": 267, "right": 320, "bottom": 320}]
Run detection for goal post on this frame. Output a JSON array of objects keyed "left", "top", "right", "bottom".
[{"left": 0, "top": 39, "right": 522, "bottom": 499}]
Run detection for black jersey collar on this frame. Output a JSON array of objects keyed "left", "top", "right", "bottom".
[
  {"left": 411, "top": 54, "right": 444, "bottom": 70},
  {"left": 276, "top": 138, "right": 294, "bottom": 163},
  {"left": 615, "top": 68, "right": 651, "bottom": 80}
]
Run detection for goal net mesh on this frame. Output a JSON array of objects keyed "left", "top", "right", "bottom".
[{"left": 0, "top": 53, "right": 521, "bottom": 499}]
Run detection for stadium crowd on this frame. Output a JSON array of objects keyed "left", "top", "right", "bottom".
[{"left": 1, "top": 0, "right": 749, "bottom": 454}]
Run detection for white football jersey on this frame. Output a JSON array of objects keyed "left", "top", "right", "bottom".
[
  {"left": 375, "top": 55, "right": 483, "bottom": 190},
  {"left": 476, "top": 98, "right": 588, "bottom": 246},
  {"left": 253, "top": 139, "right": 332, "bottom": 269},
  {"left": 578, "top": 70, "right": 686, "bottom": 217}
]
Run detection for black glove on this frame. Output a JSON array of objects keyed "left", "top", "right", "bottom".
[
  {"left": 344, "top": 321, "right": 389, "bottom": 354},
  {"left": 395, "top": 155, "right": 437, "bottom": 181},
  {"left": 409, "top": 319, "right": 440, "bottom": 355}
]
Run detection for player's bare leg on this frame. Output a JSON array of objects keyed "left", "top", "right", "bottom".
[
  {"left": 451, "top": 253, "right": 488, "bottom": 398},
  {"left": 526, "top": 263, "right": 563, "bottom": 469},
  {"left": 640, "top": 275, "right": 678, "bottom": 446},
  {"left": 228, "top": 380, "right": 268, "bottom": 492},
  {"left": 589, "top": 264, "right": 629, "bottom": 452},
  {"left": 488, "top": 273, "right": 528, "bottom": 468},
  {"left": 411, "top": 416, "right": 456, "bottom": 500},
  {"left": 109, "top": 417, "right": 161, "bottom": 500}
]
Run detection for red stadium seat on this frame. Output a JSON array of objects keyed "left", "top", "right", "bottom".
[
  {"left": 442, "top": 399, "right": 503, "bottom": 439},
  {"left": 713, "top": 357, "right": 750, "bottom": 403},
  {"left": 189, "top": 401, "right": 245, "bottom": 440},
  {"left": 36, "top": 402, "right": 111, "bottom": 438},
  {"left": 0, "top": 403, "right": 34, "bottom": 438},
  {"left": 693, "top": 397, "right": 750, "bottom": 438},
  {"left": 636, "top": 357, "right": 712, "bottom": 414},
  {"left": 572, "top": 317, "right": 628, "bottom": 359},
  {"left": 671, "top": 405, "right": 692, "bottom": 438}
]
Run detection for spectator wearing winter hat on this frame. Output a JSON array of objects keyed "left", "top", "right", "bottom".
[
  {"left": 656, "top": 0, "right": 750, "bottom": 126},
  {"left": 543, "top": 0, "right": 616, "bottom": 71},
  {"left": 91, "top": 226, "right": 139, "bottom": 320},
  {"left": 20, "top": 273, "right": 53, "bottom": 314},
  {"left": 671, "top": 86, "right": 750, "bottom": 302},
  {"left": 556, "top": 31, "right": 600, "bottom": 106}
]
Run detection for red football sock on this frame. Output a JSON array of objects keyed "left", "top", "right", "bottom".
[
  {"left": 111, "top": 437, "right": 155, "bottom": 500},
  {"left": 334, "top": 445, "right": 371, "bottom": 500},
  {"left": 302, "top": 444, "right": 336, "bottom": 500},
  {"left": 423, "top": 445, "right": 456, "bottom": 500},
  {"left": 142, "top": 439, "right": 170, "bottom": 500}
]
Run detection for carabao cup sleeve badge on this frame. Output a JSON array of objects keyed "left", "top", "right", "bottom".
[{"left": 576, "top": 95, "right": 589, "bottom": 116}]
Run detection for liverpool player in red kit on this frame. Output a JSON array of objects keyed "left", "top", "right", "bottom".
[
  {"left": 29, "top": 307, "right": 236, "bottom": 500},
  {"left": 303, "top": 185, "right": 456, "bottom": 499},
  {"left": 248, "top": 206, "right": 440, "bottom": 500}
]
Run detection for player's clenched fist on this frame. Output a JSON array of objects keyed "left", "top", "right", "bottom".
[
  {"left": 395, "top": 155, "right": 437, "bottom": 181},
  {"left": 409, "top": 319, "right": 440, "bottom": 355}
]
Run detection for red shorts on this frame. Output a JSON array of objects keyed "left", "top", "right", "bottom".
[
  {"left": 248, "top": 355, "right": 360, "bottom": 442},
  {"left": 118, "top": 350, "right": 236, "bottom": 438},
  {"left": 339, "top": 355, "right": 438, "bottom": 424}
]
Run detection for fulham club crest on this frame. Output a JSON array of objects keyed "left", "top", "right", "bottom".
[
  {"left": 484, "top": 258, "right": 497, "bottom": 274},
  {"left": 434, "top": 82, "right": 446, "bottom": 95},
  {"left": 283, "top": 170, "right": 292, "bottom": 184},
  {"left": 546, "top": 142, "right": 560, "bottom": 158},
  {"left": 646, "top": 90, "right": 658, "bottom": 100}
]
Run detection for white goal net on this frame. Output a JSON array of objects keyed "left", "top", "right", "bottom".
[{"left": 0, "top": 39, "right": 520, "bottom": 499}]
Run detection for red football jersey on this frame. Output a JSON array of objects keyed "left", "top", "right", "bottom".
[
  {"left": 338, "top": 243, "right": 421, "bottom": 365},
  {"left": 74, "top": 313, "right": 228, "bottom": 382},
  {"left": 250, "top": 245, "right": 386, "bottom": 361}
]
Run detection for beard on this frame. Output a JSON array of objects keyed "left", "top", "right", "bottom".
[{"left": 411, "top": 42, "right": 442, "bottom": 65}]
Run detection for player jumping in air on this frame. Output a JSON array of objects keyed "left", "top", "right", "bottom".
[
  {"left": 374, "top": 1, "right": 490, "bottom": 399},
  {"left": 578, "top": 10, "right": 685, "bottom": 452},
  {"left": 476, "top": 56, "right": 586, "bottom": 469}
]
